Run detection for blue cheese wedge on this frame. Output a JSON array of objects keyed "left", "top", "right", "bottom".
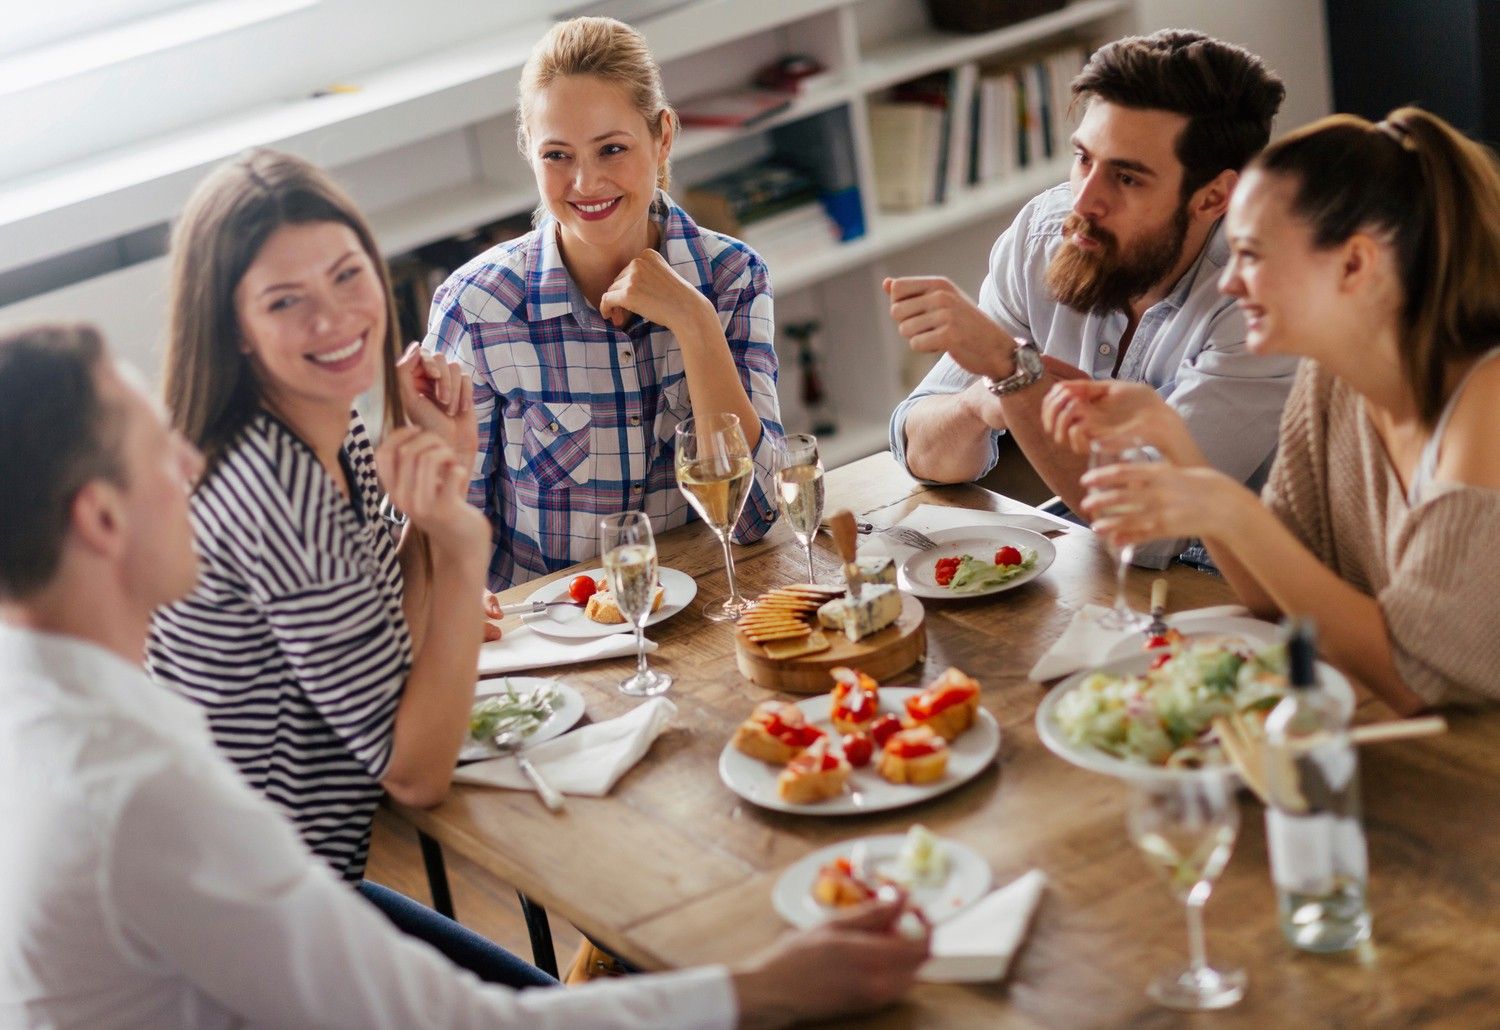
[
  {"left": 817, "top": 585, "right": 902, "bottom": 642},
  {"left": 855, "top": 556, "right": 897, "bottom": 586}
]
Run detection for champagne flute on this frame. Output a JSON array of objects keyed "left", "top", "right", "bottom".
[
  {"left": 1087, "top": 437, "right": 1157, "bottom": 629},
  {"left": 1127, "top": 773, "right": 1247, "bottom": 1011},
  {"left": 675, "top": 413, "right": 755, "bottom": 621},
  {"left": 599, "top": 512, "right": 672, "bottom": 697},
  {"left": 774, "top": 434, "right": 825, "bottom": 584}
]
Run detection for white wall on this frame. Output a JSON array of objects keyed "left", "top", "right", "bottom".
[{"left": 1135, "top": 0, "right": 1333, "bottom": 131}]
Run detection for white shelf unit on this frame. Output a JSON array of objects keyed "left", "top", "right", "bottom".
[{"left": 0, "top": 0, "right": 1136, "bottom": 468}]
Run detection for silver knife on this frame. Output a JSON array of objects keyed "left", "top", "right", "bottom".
[{"left": 497, "top": 599, "right": 582, "bottom": 616}]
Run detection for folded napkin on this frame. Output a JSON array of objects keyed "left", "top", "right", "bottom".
[
  {"left": 454, "top": 697, "right": 675, "bottom": 796},
  {"left": 919, "top": 869, "right": 1048, "bottom": 983},
  {"left": 858, "top": 503, "right": 1074, "bottom": 561},
  {"left": 477, "top": 623, "right": 657, "bottom": 676},
  {"left": 1028, "top": 604, "right": 1252, "bottom": 682}
]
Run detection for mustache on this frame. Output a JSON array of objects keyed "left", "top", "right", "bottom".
[{"left": 1061, "top": 213, "right": 1116, "bottom": 253}]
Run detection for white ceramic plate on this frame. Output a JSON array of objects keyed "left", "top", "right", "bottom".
[
  {"left": 1035, "top": 652, "right": 1356, "bottom": 783},
  {"left": 458, "top": 678, "right": 586, "bottom": 763},
  {"left": 1102, "top": 614, "right": 1282, "bottom": 663},
  {"left": 522, "top": 566, "right": 697, "bottom": 639},
  {"left": 772, "top": 833, "right": 992, "bottom": 928},
  {"left": 896, "top": 526, "right": 1056, "bottom": 601},
  {"left": 718, "top": 688, "right": 1000, "bottom": 815}
]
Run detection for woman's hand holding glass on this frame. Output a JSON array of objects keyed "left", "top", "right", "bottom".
[
  {"left": 395, "top": 342, "right": 479, "bottom": 459},
  {"left": 1080, "top": 462, "right": 1254, "bottom": 554},
  {"left": 1042, "top": 379, "right": 1203, "bottom": 466}
]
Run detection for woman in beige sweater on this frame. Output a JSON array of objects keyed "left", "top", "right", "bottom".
[{"left": 1042, "top": 107, "right": 1500, "bottom": 713}]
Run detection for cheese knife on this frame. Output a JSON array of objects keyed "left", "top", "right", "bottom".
[{"left": 828, "top": 510, "right": 865, "bottom": 599}]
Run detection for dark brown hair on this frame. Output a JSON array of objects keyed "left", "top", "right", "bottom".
[
  {"left": 163, "top": 149, "right": 403, "bottom": 471},
  {"left": 517, "top": 16, "right": 675, "bottom": 190},
  {"left": 1073, "top": 29, "right": 1285, "bottom": 199},
  {"left": 0, "top": 323, "right": 123, "bottom": 599},
  {"left": 1253, "top": 107, "right": 1500, "bottom": 424}
]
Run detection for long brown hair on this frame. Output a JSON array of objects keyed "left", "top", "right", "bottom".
[
  {"left": 1254, "top": 107, "right": 1500, "bottom": 424},
  {"left": 516, "top": 16, "right": 676, "bottom": 190},
  {"left": 162, "top": 149, "right": 404, "bottom": 471}
]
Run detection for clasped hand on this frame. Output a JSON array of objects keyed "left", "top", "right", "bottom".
[{"left": 600, "top": 248, "right": 711, "bottom": 331}]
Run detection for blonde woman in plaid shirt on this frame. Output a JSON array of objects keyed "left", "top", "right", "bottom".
[{"left": 425, "top": 17, "right": 785, "bottom": 590}]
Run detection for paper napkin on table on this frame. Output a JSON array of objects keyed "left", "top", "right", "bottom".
[
  {"left": 857, "top": 503, "right": 1074, "bottom": 561},
  {"left": 919, "top": 869, "right": 1048, "bottom": 983},
  {"left": 1028, "top": 604, "right": 1252, "bottom": 682},
  {"left": 477, "top": 623, "right": 657, "bottom": 676},
  {"left": 454, "top": 697, "right": 675, "bottom": 796}
]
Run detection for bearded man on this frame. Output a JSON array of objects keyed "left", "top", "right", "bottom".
[{"left": 886, "top": 31, "right": 1295, "bottom": 567}]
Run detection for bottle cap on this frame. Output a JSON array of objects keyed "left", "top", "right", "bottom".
[{"left": 1285, "top": 617, "right": 1318, "bottom": 689}]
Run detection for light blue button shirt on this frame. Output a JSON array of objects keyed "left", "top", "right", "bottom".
[{"left": 890, "top": 183, "right": 1299, "bottom": 567}]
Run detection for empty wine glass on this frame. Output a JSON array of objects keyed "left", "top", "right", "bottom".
[
  {"left": 774, "top": 434, "right": 825, "bottom": 584},
  {"left": 599, "top": 512, "right": 672, "bottom": 697},
  {"left": 674, "top": 413, "right": 755, "bottom": 621},
  {"left": 1087, "top": 437, "right": 1157, "bottom": 629},
  {"left": 1127, "top": 773, "right": 1246, "bottom": 1011}
]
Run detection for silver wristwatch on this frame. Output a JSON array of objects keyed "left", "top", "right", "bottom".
[{"left": 983, "top": 339, "right": 1043, "bottom": 396}]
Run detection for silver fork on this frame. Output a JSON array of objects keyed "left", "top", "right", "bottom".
[
  {"left": 819, "top": 522, "right": 940, "bottom": 551},
  {"left": 492, "top": 727, "right": 565, "bottom": 812}
]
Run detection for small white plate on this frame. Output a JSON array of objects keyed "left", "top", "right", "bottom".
[
  {"left": 1102, "top": 614, "right": 1282, "bottom": 663},
  {"left": 897, "top": 526, "right": 1056, "bottom": 601},
  {"left": 459, "top": 678, "right": 586, "bottom": 763},
  {"left": 718, "top": 688, "right": 1000, "bottom": 815},
  {"left": 1035, "top": 653, "right": 1356, "bottom": 783},
  {"left": 772, "top": 833, "right": 992, "bottom": 928},
  {"left": 522, "top": 566, "right": 697, "bottom": 639}
]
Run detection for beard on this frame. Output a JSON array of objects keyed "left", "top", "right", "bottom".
[{"left": 1045, "top": 205, "right": 1191, "bottom": 316}]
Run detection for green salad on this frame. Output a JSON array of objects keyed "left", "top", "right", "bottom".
[
  {"left": 1054, "top": 641, "right": 1288, "bottom": 767},
  {"left": 948, "top": 547, "right": 1038, "bottom": 593},
  {"left": 469, "top": 680, "right": 558, "bottom": 742}
]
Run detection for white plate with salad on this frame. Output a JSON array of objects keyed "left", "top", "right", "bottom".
[
  {"left": 1035, "top": 642, "right": 1355, "bottom": 782},
  {"left": 772, "top": 828, "right": 991, "bottom": 929},
  {"left": 459, "top": 677, "right": 586, "bottom": 763},
  {"left": 896, "top": 526, "right": 1056, "bottom": 601}
]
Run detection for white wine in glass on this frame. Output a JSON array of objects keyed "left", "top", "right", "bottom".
[
  {"left": 675, "top": 413, "right": 755, "bottom": 621},
  {"left": 774, "top": 434, "right": 824, "bottom": 583},
  {"left": 1087, "top": 437, "right": 1157, "bottom": 629},
  {"left": 1127, "top": 774, "right": 1246, "bottom": 1011},
  {"left": 599, "top": 512, "right": 671, "bottom": 697}
]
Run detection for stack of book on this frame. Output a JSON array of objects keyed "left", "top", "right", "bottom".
[
  {"left": 683, "top": 161, "right": 842, "bottom": 263},
  {"left": 868, "top": 42, "right": 1087, "bottom": 212}
]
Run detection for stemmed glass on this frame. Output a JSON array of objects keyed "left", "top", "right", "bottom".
[
  {"left": 674, "top": 413, "right": 755, "bottom": 621},
  {"left": 1087, "top": 437, "right": 1157, "bottom": 629},
  {"left": 774, "top": 433, "right": 825, "bottom": 584},
  {"left": 1127, "top": 773, "right": 1247, "bottom": 1011},
  {"left": 598, "top": 512, "right": 672, "bottom": 697}
]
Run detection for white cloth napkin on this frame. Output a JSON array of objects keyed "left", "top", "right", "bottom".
[
  {"left": 857, "top": 502, "right": 1074, "bottom": 561},
  {"left": 454, "top": 697, "right": 675, "bottom": 796},
  {"left": 477, "top": 623, "right": 657, "bottom": 676},
  {"left": 1028, "top": 604, "right": 1253, "bottom": 682},
  {"left": 919, "top": 869, "right": 1048, "bottom": 983}
]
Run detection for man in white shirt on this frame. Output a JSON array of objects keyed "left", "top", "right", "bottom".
[
  {"left": 0, "top": 323, "right": 927, "bottom": 1028},
  {"left": 887, "top": 31, "right": 1298, "bottom": 567}
]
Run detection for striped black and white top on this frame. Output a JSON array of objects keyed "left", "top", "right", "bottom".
[{"left": 147, "top": 411, "right": 411, "bottom": 882}]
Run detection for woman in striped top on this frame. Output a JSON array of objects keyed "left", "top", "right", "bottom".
[{"left": 142, "top": 153, "right": 546, "bottom": 985}]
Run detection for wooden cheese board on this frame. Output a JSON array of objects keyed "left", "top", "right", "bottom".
[{"left": 735, "top": 592, "right": 927, "bottom": 693}]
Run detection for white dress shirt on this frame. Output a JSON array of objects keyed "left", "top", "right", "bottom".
[{"left": 0, "top": 624, "right": 736, "bottom": 1029}]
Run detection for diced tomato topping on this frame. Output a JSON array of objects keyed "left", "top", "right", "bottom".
[
  {"left": 832, "top": 857, "right": 853, "bottom": 876},
  {"left": 886, "top": 730, "right": 946, "bottom": 760},
  {"left": 933, "top": 556, "right": 962, "bottom": 586},
  {"left": 1143, "top": 634, "right": 1171, "bottom": 650},
  {"left": 994, "top": 545, "right": 1023, "bottom": 566},
  {"left": 568, "top": 574, "right": 599, "bottom": 604},
  {"left": 905, "top": 682, "right": 977, "bottom": 721},
  {"left": 833, "top": 686, "right": 877, "bottom": 722},
  {"left": 1150, "top": 652, "right": 1172, "bottom": 670},
  {"left": 841, "top": 732, "right": 873, "bottom": 767},
  {"left": 869, "top": 714, "right": 902, "bottom": 748}
]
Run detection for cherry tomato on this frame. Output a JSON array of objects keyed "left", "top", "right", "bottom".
[
  {"left": 869, "top": 714, "right": 902, "bottom": 748},
  {"left": 1150, "top": 652, "right": 1172, "bottom": 670},
  {"left": 841, "top": 732, "right": 874, "bottom": 768},
  {"left": 1143, "top": 634, "right": 1172, "bottom": 650},
  {"left": 934, "top": 556, "right": 961, "bottom": 587},
  {"left": 568, "top": 574, "right": 599, "bottom": 605},
  {"left": 994, "top": 545, "right": 1023, "bottom": 566}
]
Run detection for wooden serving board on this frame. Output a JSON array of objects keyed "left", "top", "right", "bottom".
[{"left": 734, "top": 593, "right": 926, "bottom": 693}]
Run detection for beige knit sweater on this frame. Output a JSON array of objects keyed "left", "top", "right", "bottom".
[{"left": 1261, "top": 361, "right": 1500, "bottom": 705}]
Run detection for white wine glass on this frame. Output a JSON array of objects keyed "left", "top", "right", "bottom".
[
  {"left": 599, "top": 512, "right": 672, "bottom": 697},
  {"left": 1087, "top": 437, "right": 1157, "bottom": 629},
  {"left": 774, "top": 433, "right": 825, "bottom": 584},
  {"left": 1127, "top": 773, "right": 1247, "bottom": 1011},
  {"left": 675, "top": 413, "right": 755, "bottom": 621}
]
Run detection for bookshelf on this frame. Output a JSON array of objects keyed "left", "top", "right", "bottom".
[{"left": 0, "top": 0, "right": 1136, "bottom": 468}]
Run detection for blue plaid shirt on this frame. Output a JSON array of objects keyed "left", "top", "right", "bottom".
[{"left": 424, "top": 192, "right": 783, "bottom": 591}]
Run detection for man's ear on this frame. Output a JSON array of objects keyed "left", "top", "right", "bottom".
[
  {"left": 68, "top": 479, "right": 126, "bottom": 562},
  {"left": 1190, "top": 168, "right": 1239, "bottom": 222}
]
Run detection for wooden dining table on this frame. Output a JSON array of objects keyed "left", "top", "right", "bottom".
[{"left": 394, "top": 452, "right": 1500, "bottom": 1027}]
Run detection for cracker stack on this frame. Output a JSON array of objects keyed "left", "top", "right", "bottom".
[{"left": 736, "top": 584, "right": 845, "bottom": 659}]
